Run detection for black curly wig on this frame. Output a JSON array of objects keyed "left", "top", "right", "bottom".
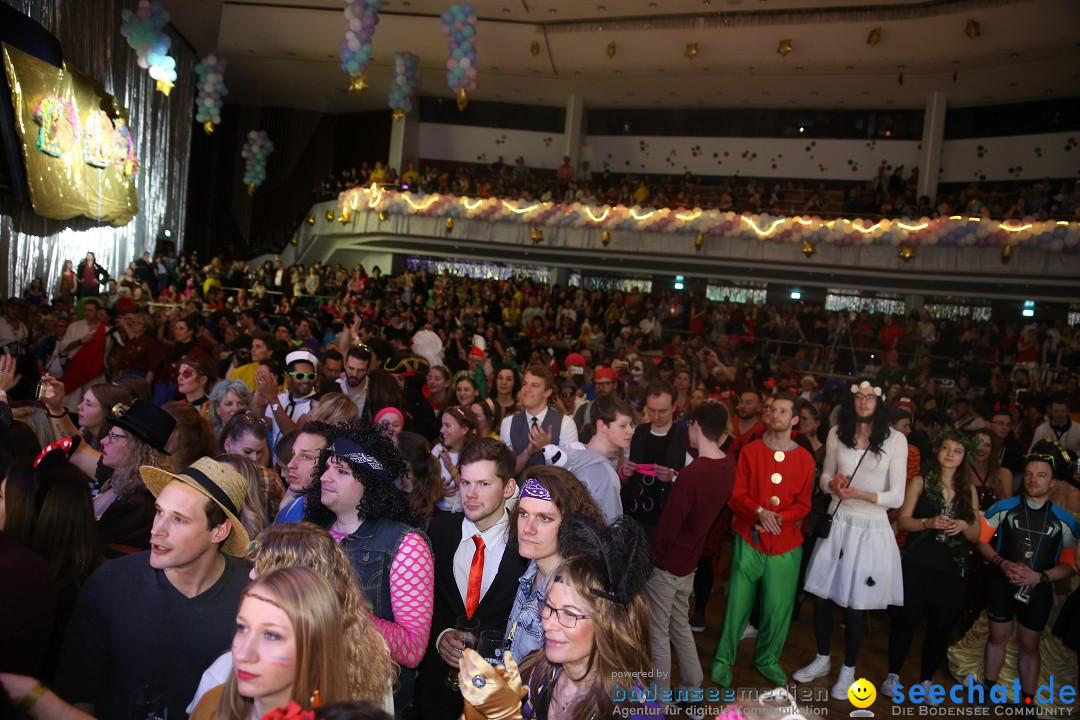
[{"left": 302, "top": 417, "right": 418, "bottom": 528}]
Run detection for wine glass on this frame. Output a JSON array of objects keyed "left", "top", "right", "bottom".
[
  {"left": 444, "top": 615, "right": 481, "bottom": 691},
  {"left": 129, "top": 685, "right": 166, "bottom": 720},
  {"left": 476, "top": 629, "right": 505, "bottom": 668}
]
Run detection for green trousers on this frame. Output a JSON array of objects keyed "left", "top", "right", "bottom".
[{"left": 711, "top": 534, "right": 802, "bottom": 688}]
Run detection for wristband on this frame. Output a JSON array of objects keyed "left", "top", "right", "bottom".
[
  {"left": 16, "top": 682, "right": 47, "bottom": 713},
  {"left": 1040, "top": 571, "right": 1050, "bottom": 584},
  {"left": 45, "top": 409, "right": 67, "bottom": 418}
]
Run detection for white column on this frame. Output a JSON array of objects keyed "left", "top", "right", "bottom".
[
  {"left": 563, "top": 94, "right": 585, "bottom": 178},
  {"left": 388, "top": 104, "right": 420, "bottom": 175},
  {"left": 918, "top": 91, "right": 947, "bottom": 204}
]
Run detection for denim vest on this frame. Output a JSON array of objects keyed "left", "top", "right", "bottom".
[
  {"left": 336, "top": 517, "right": 425, "bottom": 622},
  {"left": 505, "top": 560, "right": 545, "bottom": 663}
]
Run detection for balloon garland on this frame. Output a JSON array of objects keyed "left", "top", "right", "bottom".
[
  {"left": 242, "top": 130, "right": 274, "bottom": 195},
  {"left": 439, "top": 3, "right": 478, "bottom": 110},
  {"left": 388, "top": 51, "right": 419, "bottom": 120},
  {"left": 337, "top": 187, "right": 1080, "bottom": 255},
  {"left": 340, "top": 0, "right": 382, "bottom": 93},
  {"left": 194, "top": 54, "right": 228, "bottom": 135},
  {"left": 120, "top": 0, "right": 177, "bottom": 96}
]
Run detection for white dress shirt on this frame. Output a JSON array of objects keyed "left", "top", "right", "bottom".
[
  {"left": 453, "top": 509, "right": 511, "bottom": 606},
  {"left": 499, "top": 405, "right": 579, "bottom": 452}
]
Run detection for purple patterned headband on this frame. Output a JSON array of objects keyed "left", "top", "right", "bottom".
[{"left": 520, "top": 477, "right": 552, "bottom": 502}]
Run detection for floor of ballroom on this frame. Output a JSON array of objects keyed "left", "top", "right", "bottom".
[{"left": 654, "top": 543, "right": 1077, "bottom": 719}]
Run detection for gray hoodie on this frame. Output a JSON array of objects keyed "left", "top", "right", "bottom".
[{"left": 541, "top": 442, "right": 623, "bottom": 522}]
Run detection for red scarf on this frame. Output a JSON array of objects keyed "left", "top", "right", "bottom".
[{"left": 63, "top": 323, "right": 107, "bottom": 393}]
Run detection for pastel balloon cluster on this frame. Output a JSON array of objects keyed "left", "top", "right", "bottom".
[
  {"left": 194, "top": 54, "right": 228, "bottom": 125},
  {"left": 120, "top": 1, "right": 176, "bottom": 86},
  {"left": 340, "top": 0, "right": 382, "bottom": 78},
  {"left": 241, "top": 130, "right": 274, "bottom": 188},
  {"left": 388, "top": 52, "right": 420, "bottom": 113},
  {"left": 439, "top": 3, "right": 478, "bottom": 93},
  {"left": 335, "top": 187, "right": 1080, "bottom": 254}
]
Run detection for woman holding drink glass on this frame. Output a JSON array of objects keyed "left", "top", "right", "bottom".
[{"left": 880, "top": 428, "right": 980, "bottom": 700}]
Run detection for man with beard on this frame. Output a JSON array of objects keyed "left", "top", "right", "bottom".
[
  {"left": 262, "top": 350, "right": 319, "bottom": 445},
  {"left": 1028, "top": 395, "right": 1080, "bottom": 455},
  {"left": 573, "top": 366, "right": 618, "bottom": 431},
  {"left": 732, "top": 389, "right": 766, "bottom": 448},
  {"left": 795, "top": 379, "right": 907, "bottom": 699},
  {"left": 712, "top": 393, "right": 815, "bottom": 688},
  {"left": 338, "top": 344, "right": 372, "bottom": 415}
]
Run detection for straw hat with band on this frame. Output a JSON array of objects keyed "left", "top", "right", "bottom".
[
  {"left": 110, "top": 400, "right": 175, "bottom": 454},
  {"left": 140, "top": 457, "right": 251, "bottom": 557}
]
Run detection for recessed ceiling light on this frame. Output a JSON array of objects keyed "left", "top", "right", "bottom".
[
  {"left": 1009, "top": 52, "right": 1019, "bottom": 58},
  {"left": 574, "top": 70, "right": 581, "bottom": 74},
  {"left": 984, "top": 95, "right": 994, "bottom": 100},
  {"left": 861, "top": 91, "right": 870, "bottom": 95},
  {"left": 549, "top": 8, "right": 556, "bottom": 13},
  {"left": 1007, "top": 82, "right": 1017, "bottom": 87},
  {"left": 597, "top": 5, "right": 606, "bottom": 10},
  {"left": 762, "top": 90, "right": 770, "bottom": 95},
  {"left": 796, "top": 66, "right": 803, "bottom": 71},
  {"left": 649, "top": 2, "right": 657, "bottom": 7},
  {"left": 669, "top": 91, "right": 677, "bottom": 96},
  {"left": 810, "top": 91, "right": 819, "bottom": 96},
  {"left": 845, "top": 65, "right": 853, "bottom": 71},
  {"left": 501, "top": 7, "right": 510, "bottom": 13}
]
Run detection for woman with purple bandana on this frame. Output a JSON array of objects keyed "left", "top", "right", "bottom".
[{"left": 503, "top": 466, "right": 606, "bottom": 662}]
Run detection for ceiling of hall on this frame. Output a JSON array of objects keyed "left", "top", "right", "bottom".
[{"left": 169, "top": 0, "right": 1080, "bottom": 113}]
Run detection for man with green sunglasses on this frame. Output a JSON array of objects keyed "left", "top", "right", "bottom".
[{"left": 262, "top": 349, "right": 319, "bottom": 445}]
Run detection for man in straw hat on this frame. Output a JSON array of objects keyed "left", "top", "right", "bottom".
[{"left": 54, "top": 457, "right": 252, "bottom": 720}]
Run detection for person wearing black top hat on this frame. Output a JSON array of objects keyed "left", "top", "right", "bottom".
[{"left": 39, "top": 376, "right": 177, "bottom": 557}]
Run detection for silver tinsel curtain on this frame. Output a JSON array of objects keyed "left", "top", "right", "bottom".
[{"left": 0, "top": 0, "right": 194, "bottom": 297}]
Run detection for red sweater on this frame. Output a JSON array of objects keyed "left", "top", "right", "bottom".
[
  {"left": 728, "top": 439, "right": 815, "bottom": 556},
  {"left": 651, "top": 456, "right": 736, "bottom": 576}
]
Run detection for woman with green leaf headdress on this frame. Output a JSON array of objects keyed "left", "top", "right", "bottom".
[{"left": 880, "top": 426, "right": 980, "bottom": 701}]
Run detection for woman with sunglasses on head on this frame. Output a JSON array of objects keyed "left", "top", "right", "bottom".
[
  {"left": 188, "top": 524, "right": 396, "bottom": 716},
  {"left": 38, "top": 376, "right": 177, "bottom": 557},
  {"left": 457, "top": 515, "right": 659, "bottom": 719},
  {"left": 221, "top": 413, "right": 285, "bottom": 522},
  {"left": 303, "top": 419, "right": 434, "bottom": 710},
  {"left": 504, "top": 467, "right": 607, "bottom": 664},
  {"left": 432, "top": 406, "right": 480, "bottom": 513}
]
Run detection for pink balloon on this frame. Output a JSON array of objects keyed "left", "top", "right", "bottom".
[{"left": 446, "top": 58, "right": 457, "bottom": 69}]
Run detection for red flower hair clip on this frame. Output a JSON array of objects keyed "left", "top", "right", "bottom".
[{"left": 260, "top": 701, "right": 314, "bottom": 720}]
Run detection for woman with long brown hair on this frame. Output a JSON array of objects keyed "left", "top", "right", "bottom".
[
  {"left": 880, "top": 428, "right": 980, "bottom": 700},
  {"left": 968, "top": 427, "right": 1013, "bottom": 511},
  {"left": 431, "top": 406, "right": 480, "bottom": 513},
  {"left": 504, "top": 466, "right": 607, "bottom": 663}
]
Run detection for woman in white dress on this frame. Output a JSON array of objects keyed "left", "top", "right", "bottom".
[{"left": 793, "top": 380, "right": 908, "bottom": 699}]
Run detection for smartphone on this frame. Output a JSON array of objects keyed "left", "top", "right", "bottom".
[{"left": 36, "top": 380, "right": 48, "bottom": 400}]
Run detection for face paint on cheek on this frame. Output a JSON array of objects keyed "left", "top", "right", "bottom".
[{"left": 268, "top": 655, "right": 294, "bottom": 667}]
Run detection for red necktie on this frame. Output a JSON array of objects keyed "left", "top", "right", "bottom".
[{"left": 466, "top": 534, "right": 485, "bottom": 618}]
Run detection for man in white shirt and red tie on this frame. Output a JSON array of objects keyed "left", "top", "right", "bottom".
[{"left": 410, "top": 438, "right": 527, "bottom": 720}]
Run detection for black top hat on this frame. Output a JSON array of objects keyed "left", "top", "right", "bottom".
[{"left": 108, "top": 399, "right": 176, "bottom": 454}]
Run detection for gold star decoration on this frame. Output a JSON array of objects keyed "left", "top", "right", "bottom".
[
  {"left": 777, "top": 39, "right": 793, "bottom": 57},
  {"left": 456, "top": 88, "right": 469, "bottom": 111},
  {"left": 325, "top": 210, "right": 335, "bottom": 221},
  {"left": 601, "top": 230, "right": 612, "bottom": 247},
  {"left": 531, "top": 227, "right": 544, "bottom": 243},
  {"left": 307, "top": 215, "right": 316, "bottom": 225},
  {"left": 964, "top": 18, "right": 980, "bottom": 40},
  {"left": 155, "top": 78, "right": 174, "bottom": 96},
  {"left": 607, "top": 42, "right": 616, "bottom": 59},
  {"left": 1001, "top": 244, "right": 1013, "bottom": 264},
  {"left": 247, "top": 182, "right": 256, "bottom": 196},
  {"left": 684, "top": 43, "right": 699, "bottom": 60},
  {"left": 867, "top": 27, "right": 882, "bottom": 46},
  {"left": 348, "top": 74, "right": 369, "bottom": 94},
  {"left": 203, "top": 120, "right": 215, "bottom": 136},
  {"left": 802, "top": 240, "right": 817, "bottom": 258},
  {"left": 898, "top": 245, "right": 915, "bottom": 262},
  {"left": 445, "top": 217, "right": 454, "bottom": 231},
  {"left": 392, "top": 109, "right": 405, "bottom": 121},
  {"left": 530, "top": 40, "right": 541, "bottom": 57},
  {"left": 695, "top": 233, "right": 704, "bottom": 250},
  {"left": 338, "top": 209, "right": 352, "bottom": 225}
]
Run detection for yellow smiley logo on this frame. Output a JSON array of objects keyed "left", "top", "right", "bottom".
[{"left": 848, "top": 678, "right": 876, "bottom": 709}]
